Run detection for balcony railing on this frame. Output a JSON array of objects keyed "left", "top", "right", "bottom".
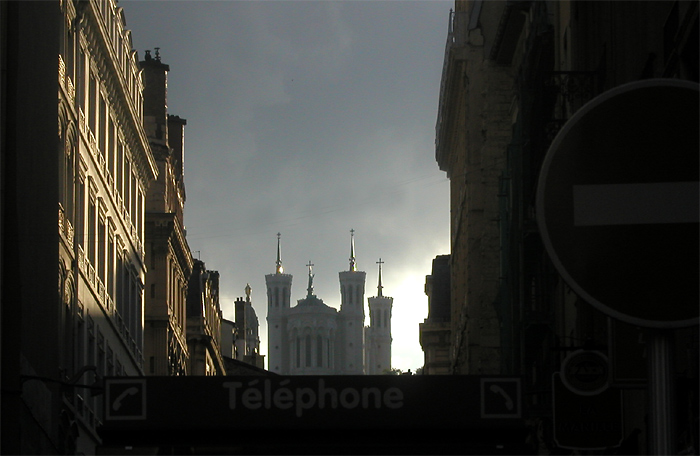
[
  {"left": 58, "top": 206, "right": 75, "bottom": 249},
  {"left": 59, "top": 54, "right": 75, "bottom": 107}
]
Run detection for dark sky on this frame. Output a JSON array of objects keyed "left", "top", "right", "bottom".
[{"left": 122, "top": 0, "right": 452, "bottom": 371}]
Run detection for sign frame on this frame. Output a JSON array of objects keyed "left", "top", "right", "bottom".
[
  {"left": 560, "top": 350, "right": 610, "bottom": 396},
  {"left": 102, "top": 375, "right": 524, "bottom": 433},
  {"left": 552, "top": 372, "right": 623, "bottom": 450},
  {"left": 536, "top": 78, "right": 699, "bottom": 329}
]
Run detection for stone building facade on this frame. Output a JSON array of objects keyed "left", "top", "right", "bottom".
[
  {"left": 434, "top": 0, "right": 698, "bottom": 453},
  {"left": 1, "top": 0, "right": 156, "bottom": 452},
  {"left": 420, "top": 254, "right": 451, "bottom": 375},
  {"left": 232, "top": 286, "right": 265, "bottom": 369},
  {"left": 142, "top": 50, "right": 193, "bottom": 376},
  {"left": 186, "top": 260, "right": 226, "bottom": 376}
]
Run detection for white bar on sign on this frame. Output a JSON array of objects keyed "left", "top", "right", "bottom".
[{"left": 573, "top": 182, "right": 699, "bottom": 226}]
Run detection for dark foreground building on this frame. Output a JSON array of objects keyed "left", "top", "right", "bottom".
[{"left": 433, "top": 0, "right": 698, "bottom": 453}]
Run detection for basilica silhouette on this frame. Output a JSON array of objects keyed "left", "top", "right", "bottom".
[{"left": 266, "top": 232, "right": 393, "bottom": 375}]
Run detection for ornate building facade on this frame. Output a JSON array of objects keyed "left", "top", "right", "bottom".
[
  {"left": 186, "top": 260, "right": 226, "bottom": 376},
  {"left": 142, "top": 50, "right": 193, "bottom": 376},
  {"left": 2, "top": 0, "right": 156, "bottom": 452}
]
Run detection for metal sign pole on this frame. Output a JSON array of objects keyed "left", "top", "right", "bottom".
[{"left": 647, "top": 330, "right": 675, "bottom": 455}]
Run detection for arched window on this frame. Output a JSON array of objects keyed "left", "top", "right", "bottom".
[
  {"left": 316, "top": 335, "right": 323, "bottom": 367},
  {"left": 328, "top": 330, "right": 335, "bottom": 369},
  {"left": 305, "top": 335, "right": 312, "bottom": 367},
  {"left": 275, "top": 287, "right": 279, "bottom": 307}
]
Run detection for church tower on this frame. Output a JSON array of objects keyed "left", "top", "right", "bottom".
[
  {"left": 265, "top": 233, "right": 292, "bottom": 373},
  {"left": 365, "top": 259, "right": 393, "bottom": 374},
  {"left": 337, "top": 229, "right": 366, "bottom": 374}
]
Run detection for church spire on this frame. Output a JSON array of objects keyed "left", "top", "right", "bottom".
[
  {"left": 349, "top": 229, "right": 357, "bottom": 272},
  {"left": 376, "top": 258, "right": 384, "bottom": 297},
  {"left": 275, "top": 232, "right": 284, "bottom": 274}
]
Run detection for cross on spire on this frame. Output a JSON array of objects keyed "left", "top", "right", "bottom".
[
  {"left": 349, "top": 229, "right": 357, "bottom": 272},
  {"left": 376, "top": 258, "right": 384, "bottom": 297},
  {"left": 275, "top": 232, "right": 284, "bottom": 274}
]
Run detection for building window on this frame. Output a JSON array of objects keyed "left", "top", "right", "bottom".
[
  {"left": 130, "top": 169, "right": 137, "bottom": 229},
  {"left": 75, "top": 302, "right": 85, "bottom": 376},
  {"left": 88, "top": 73, "right": 97, "bottom": 134},
  {"left": 327, "top": 338, "right": 332, "bottom": 368},
  {"left": 116, "top": 249, "right": 124, "bottom": 319},
  {"left": 117, "top": 142, "right": 124, "bottom": 200},
  {"left": 79, "top": 50, "right": 87, "bottom": 114},
  {"left": 316, "top": 335, "right": 323, "bottom": 367},
  {"left": 108, "top": 117, "right": 116, "bottom": 177},
  {"left": 97, "top": 211, "right": 106, "bottom": 283},
  {"left": 58, "top": 136, "right": 75, "bottom": 223},
  {"left": 124, "top": 156, "right": 131, "bottom": 214},
  {"left": 137, "top": 187, "right": 143, "bottom": 242},
  {"left": 305, "top": 335, "right": 311, "bottom": 367},
  {"left": 107, "top": 223, "right": 115, "bottom": 299},
  {"left": 76, "top": 174, "right": 85, "bottom": 248},
  {"left": 87, "top": 193, "right": 96, "bottom": 266},
  {"left": 98, "top": 94, "right": 107, "bottom": 158},
  {"left": 107, "top": 344, "right": 114, "bottom": 376}
]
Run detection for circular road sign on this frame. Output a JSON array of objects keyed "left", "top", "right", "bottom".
[
  {"left": 561, "top": 350, "right": 610, "bottom": 396},
  {"left": 536, "top": 79, "right": 699, "bottom": 328}
]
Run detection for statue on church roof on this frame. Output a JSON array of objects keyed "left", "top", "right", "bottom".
[{"left": 306, "top": 261, "right": 314, "bottom": 296}]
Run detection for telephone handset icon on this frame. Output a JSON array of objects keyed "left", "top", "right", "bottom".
[
  {"left": 113, "top": 387, "right": 139, "bottom": 411},
  {"left": 489, "top": 384, "right": 514, "bottom": 411}
]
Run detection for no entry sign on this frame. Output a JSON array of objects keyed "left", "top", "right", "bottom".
[{"left": 536, "top": 79, "right": 699, "bottom": 328}]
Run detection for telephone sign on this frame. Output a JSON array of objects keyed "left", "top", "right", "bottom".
[
  {"left": 105, "top": 378, "right": 146, "bottom": 420},
  {"left": 102, "top": 375, "right": 522, "bottom": 432},
  {"left": 481, "top": 378, "right": 521, "bottom": 418}
]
